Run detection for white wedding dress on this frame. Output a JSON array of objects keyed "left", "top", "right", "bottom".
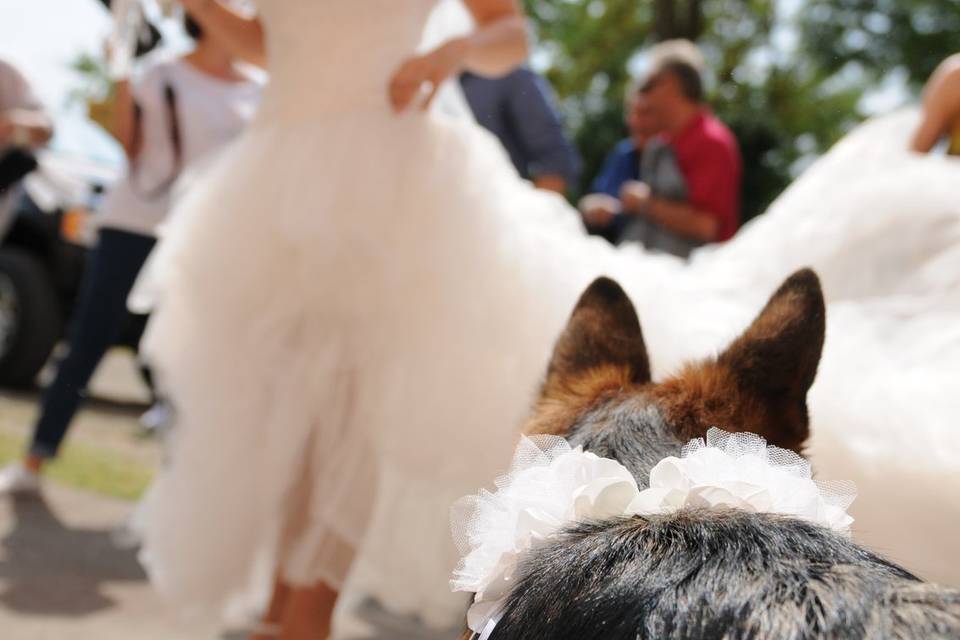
[{"left": 134, "top": 0, "right": 960, "bottom": 629}]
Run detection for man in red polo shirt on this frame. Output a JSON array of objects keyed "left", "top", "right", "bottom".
[{"left": 618, "top": 40, "right": 742, "bottom": 256}]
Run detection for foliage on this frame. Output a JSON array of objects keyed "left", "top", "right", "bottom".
[
  {"left": 68, "top": 52, "right": 114, "bottom": 105},
  {"left": 0, "top": 430, "right": 153, "bottom": 500},
  {"left": 800, "top": 0, "right": 960, "bottom": 89},
  {"left": 68, "top": 53, "right": 118, "bottom": 136}
]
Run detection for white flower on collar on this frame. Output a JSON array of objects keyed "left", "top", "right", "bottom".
[
  {"left": 632, "top": 429, "right": 856, "bottom": 533},
  {"left": 450, "top": 428, "right": 856, "bottom": 637}
]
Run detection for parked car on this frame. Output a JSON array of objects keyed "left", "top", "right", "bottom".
[{"left": 0, "top": 152, "right": 119, "bottom": 387}]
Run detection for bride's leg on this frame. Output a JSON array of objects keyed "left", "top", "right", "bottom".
[
  {"left": 277, "top": 531, "right": 356, "bottom": 640},
  {"left": 248, "top": 574, "right": 291, "bottom": 640},
  {"left": 276, "top": 373, "right": 367, "bottom": 639},
  {"left": 278, "top": 580, "right": 339, "bottom": 640}
]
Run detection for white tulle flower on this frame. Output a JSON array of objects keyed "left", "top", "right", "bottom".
[
  {"left": 632, "top": 429, "right": 857, "bottom": 534},
  {"left": 449, "top": 436, "right": 642, "bottom": 633},
  {"left": 450, "top": 428, "right": 856, "bottom": 637}
]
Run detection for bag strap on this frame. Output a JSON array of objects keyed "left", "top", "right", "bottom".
[{"left": 129, "top": 73, "right": 183, "bottom": 201}]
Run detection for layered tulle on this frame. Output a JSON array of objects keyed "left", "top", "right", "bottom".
[{"left": 132, "top": 39, "right": 960, "bottom": 626}]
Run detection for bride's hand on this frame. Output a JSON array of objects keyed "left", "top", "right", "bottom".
[{"left": 389, "top": 38, "right": 470, "bottom": 113}]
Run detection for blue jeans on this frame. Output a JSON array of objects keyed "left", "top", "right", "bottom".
[{"left": 29, "top": 227, "right": 156, "bottom": 459}]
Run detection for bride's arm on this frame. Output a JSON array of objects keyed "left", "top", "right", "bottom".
[
  {"left": 389, "top": 0, "right": 529, "bottom": 112},
  {"left": 911, "top": 56, "right": 960, "bottom": 153},
  {"left": 460, "top": 0, "right": 529, "bottom": 77},
  {"left": 180, "top": 0, "right": 267, "bottom": 68}
]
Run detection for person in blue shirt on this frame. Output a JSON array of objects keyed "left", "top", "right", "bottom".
[
  {"left": 578, "top": 85, "right": 662, "bottom": 243},
  {"left": 460, "top": 66, "right": 581, "bottom": 194}
]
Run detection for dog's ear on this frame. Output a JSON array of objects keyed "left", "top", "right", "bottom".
[
  {"left": 528, "top": 277, "right": 650, "bottom": 436},
  {"left": 543, "top": 277, "right": 651, "bottom": 397},
  {"left": 719, "top": 268, "right": 825, "bottom": 402},
  {"left": 653, "top": 269, "right": 825, "bottom": 452},
  {"left": 718, "top": 268, "right": 825, "bottom": 449}
]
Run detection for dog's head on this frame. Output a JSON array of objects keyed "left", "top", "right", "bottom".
[
  {"left": 472, "top": 269, "right": 960, "bottom": 639},
  {"left": 525, "top": 268, "right": 826, "bottom": 482}
]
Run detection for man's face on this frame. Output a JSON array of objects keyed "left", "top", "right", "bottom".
[
  {"left": 640, "top": 71, "right": 675, "bottom": 123},
  {"left": 626, "top": 93, "right": 661, "bottom": 149}
]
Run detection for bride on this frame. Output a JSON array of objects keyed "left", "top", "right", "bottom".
[{"left": 135, "top": 0, "right": 960, "bottom": 638}]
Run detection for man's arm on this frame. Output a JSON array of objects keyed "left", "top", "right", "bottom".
[
  {"left": 620, "top": 181, "right": 718, "bottom": 241},
  {"left": 621, "top": 139, "right": 738, "bottom": 243},
  {"left": 643, "top": 197, "right": 718, "bottom": 242},
  {"left": 504, "top": 68, "right": 581, "bottom": 193}
]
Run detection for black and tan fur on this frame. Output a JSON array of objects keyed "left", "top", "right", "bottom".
[{"left": 470, "top": 270, "right": 960, "bottom": 639}]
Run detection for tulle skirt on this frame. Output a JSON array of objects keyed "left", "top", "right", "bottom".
[{"left": 134, "top": 106, "right": 960, "bottom": 627}]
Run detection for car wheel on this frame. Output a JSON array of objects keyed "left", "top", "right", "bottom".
[{"left": 0, "top": 247, "right": 62, "bottom": 387}]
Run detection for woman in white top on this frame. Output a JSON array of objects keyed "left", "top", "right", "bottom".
[{"left": 0, "top": 13, "right": 261, "bottom": 492}]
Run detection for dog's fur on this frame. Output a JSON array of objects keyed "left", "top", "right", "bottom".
[{"left": 475, "top": 270, "right": 960, "bottom": 639}]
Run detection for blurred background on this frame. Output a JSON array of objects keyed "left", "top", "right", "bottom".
[
  {"left": 5, "top": 0, "right": 960, "bottom": 221},
  {"left": 523, "top": 0, "right": 959, "bottom": 219}
]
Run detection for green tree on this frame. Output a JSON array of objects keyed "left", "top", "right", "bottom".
[
  {"left": 69, "top": 52, "right": 118, "bottom": 136},
  {"left": 800, "top": 0, "right": 960, "bottom": 89}
]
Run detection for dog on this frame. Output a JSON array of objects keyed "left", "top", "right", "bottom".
[{"left": 469, "top": 269, "right": 960, "bottom": 639}]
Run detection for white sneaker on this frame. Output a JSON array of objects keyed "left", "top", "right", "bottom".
[
  {"left": 0, "top": 463, "right": 40, "bottom": 495},
  {"left": 139, "top": 402, "right": 172, "bottom": 434}
]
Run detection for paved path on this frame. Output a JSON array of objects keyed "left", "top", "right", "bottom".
[
  {"left": 0, "top": 482, "right": 459, "bottom": 640},
  {"left": 0, "top": 351, "right": 461, "bottom": 639},
  {"left": 0, "top": 482, "right": 220, "bottom": 640}
]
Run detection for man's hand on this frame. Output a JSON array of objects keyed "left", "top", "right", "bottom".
[
  {"left": 644, "top": 198, "right": 721, "bottom": 243},
  {"left": 578, "top": 193, "right": 621, "bottom": 228},
  {"left": 619, "top": 180, "right": 651, "bottom": 215}
]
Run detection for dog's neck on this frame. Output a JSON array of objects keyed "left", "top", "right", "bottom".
[{"left": 565, "top": 396, "right": 683, "bottom": 487}]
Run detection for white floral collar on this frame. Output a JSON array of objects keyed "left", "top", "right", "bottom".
[{"left": 450, "top": 428, "right": 857, "bottom": 637}]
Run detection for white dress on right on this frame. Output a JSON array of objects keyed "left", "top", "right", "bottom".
[{"left": 737, "top": 111, "right": 960, "bottom": 588}]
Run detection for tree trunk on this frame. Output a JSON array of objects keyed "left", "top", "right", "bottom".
[{"left": 653, "top": 0, "right": 704, "bottom": 41}]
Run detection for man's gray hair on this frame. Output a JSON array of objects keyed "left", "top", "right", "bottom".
[
  {"left": 649, "top": 39, "right": 706, "bottom": 74},
  {"left": 644, "top": 39, "right": 706, "bottom": 103}
]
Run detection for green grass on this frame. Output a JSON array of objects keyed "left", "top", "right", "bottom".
[{"left": 0, "top": 430, "right": 154, "bottom": 501}]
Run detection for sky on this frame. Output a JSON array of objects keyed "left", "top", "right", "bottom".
[{"left": 0, "top": 0, "right": 911, "bottom": 167}]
